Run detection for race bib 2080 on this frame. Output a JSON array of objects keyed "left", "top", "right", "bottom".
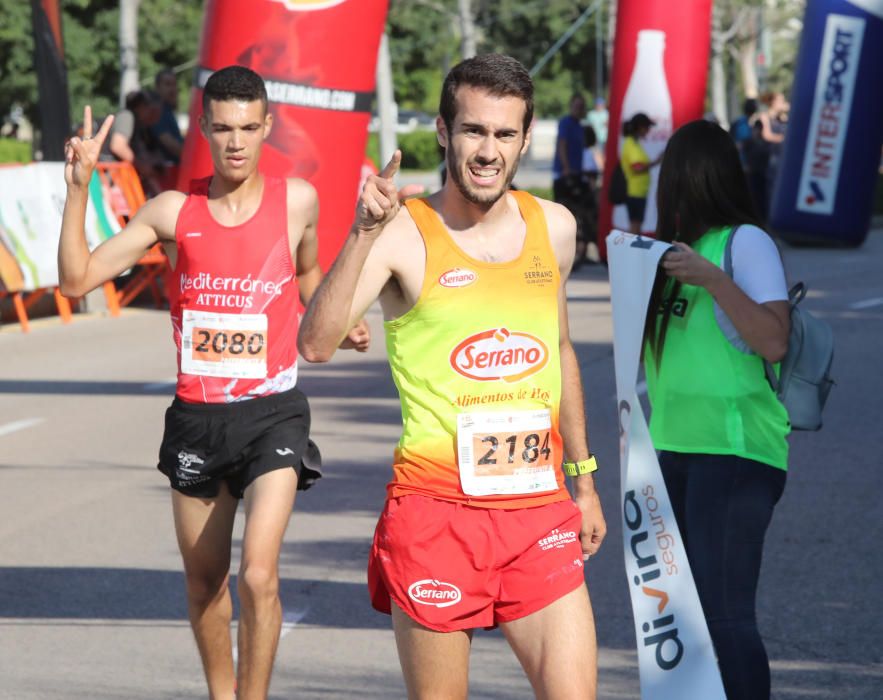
[{"left": 181, "top": 309, "right": 268, "bottom": 379}]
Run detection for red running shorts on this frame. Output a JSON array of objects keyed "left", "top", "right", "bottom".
[{"left": 367, "top": 494, "right": 586, "bottom": 632}]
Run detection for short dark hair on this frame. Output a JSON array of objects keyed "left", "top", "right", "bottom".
[
  {"left": 439, "top": 54, "right": 534, "bottom": 134},
  {"left": 202, "top": 65, "right": 268, "bottom": 114},
  {"left": 125, "top": 89, "right": 161, "bottom": 112}
]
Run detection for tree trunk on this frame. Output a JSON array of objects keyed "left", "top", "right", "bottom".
[
  {"left": 119, "top": 0, "right": 140, "bottom": 105},
  {"left": 375, "top": 33, "right": 398, "bottom": 168},
  {"left": 710, "top": 4, "right": 728, "bottom": 125},
  {"left": 738, "top": 9, "right": 760, "bottom": 99},
  {"left": 457, "top": 0, "right": 477, "bottom": 59}
]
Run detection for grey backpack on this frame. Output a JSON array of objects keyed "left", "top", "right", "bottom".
[{"left": 724, "top": 228, "right": 834, "bottom": 431}]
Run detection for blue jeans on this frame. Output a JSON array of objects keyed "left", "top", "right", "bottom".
[{"left": 659, "top": 451, "right": 786, "bottom": 700}]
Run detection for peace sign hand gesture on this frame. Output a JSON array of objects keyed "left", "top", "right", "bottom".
[
  {"left": 355, "top": 150, "right": 424, "bottom": 238},
  {"left": 65, "top": 105, "right": 114, "bottom": 189}
]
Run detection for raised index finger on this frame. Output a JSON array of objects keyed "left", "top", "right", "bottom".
[
  {"left": 83, "top": 105, "right": 93, "bottom": 139},
  {"left": 379, "top": 149, "right": 402, "bottom": 180}
]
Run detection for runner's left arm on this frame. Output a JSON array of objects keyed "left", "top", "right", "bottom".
[
  {"left": 288, "top": 178, "right": 369, "bottom": 351},
  {"left": 299, "top": 151, "right": 422, "bottom": 362},
  {"left": 288, "top": 178, "right": 323, "bottom": 305},
  {"left": 544, "top": 200, "right": 606, "bottom": 559},
  {"left": 59, "top": 106, "right": 176, "bottom": 297}
]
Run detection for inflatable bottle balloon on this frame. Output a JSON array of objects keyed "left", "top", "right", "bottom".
[
  {"left": 177, "top": 0, "right": 389, "bottom": 270},
  {"left": 598, "top": 0, "right": 711, "bottom": 261},
  {"left": 614, "top": 30, "right": 674, "bottom": 234}
]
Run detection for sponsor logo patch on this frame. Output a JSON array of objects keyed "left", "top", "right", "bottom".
[
  {"left": 177, "top": 451, "right": 205, "bottom": 470},
  {"left": 450, "top": 327, "right": 549, "bottom": 383},
  {"left": 524, "top": 254, "right": 554, "bottom": 286},
  {"left": 407, "top": 579, "right": 462, "bottom": 608},
  {"left": 796, "top": 14, "right": 865, "bottom": 215},
  {"left": 537, "top": 528, "right": 578, "bottom": 551},
  {"left": 439, "top": 267, "right": 478, "bottom": 288}
]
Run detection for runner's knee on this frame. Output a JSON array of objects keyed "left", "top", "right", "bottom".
[
  {"left": 184, "top": 569, "right": 229, "bottom": 608},
  {"left": 237, "top": 562, "right": 279, "bottom": 602}
]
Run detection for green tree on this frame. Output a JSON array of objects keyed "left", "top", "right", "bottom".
[
  {"left": 0, "top": 1, "right": 41, "bottom": 126},
  {"left": 0, "top": 0, "right": 202, "bottom": 133},
  {"left": 386, "top": 0, "right": 607, "bottom": 119}
]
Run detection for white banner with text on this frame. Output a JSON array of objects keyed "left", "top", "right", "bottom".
[
  {"left": 0, "top": 163, "right": 119, "bottom": 292},
  {"left": 606, "top": 230, "right": 726, "bottom": 700}
]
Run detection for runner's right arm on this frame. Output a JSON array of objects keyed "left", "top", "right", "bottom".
[
  {"left": 58, "top": 106, "right": 177, "bottom": 298},
  {"left": 298, "top": 151, "right": 421, "bottom": 362}
]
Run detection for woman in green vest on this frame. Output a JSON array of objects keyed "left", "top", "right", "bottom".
[{"left": 643, "top": 120, "right": 791, "bottom": 700}]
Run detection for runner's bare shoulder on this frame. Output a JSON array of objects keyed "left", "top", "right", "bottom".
[
  {"left": 285, "top": 177, "right": 319, "bottom": 217},
  {"left": 534, "top": 198, "right": 577, "bottom": 241},
  {"left": 376, "top": 199, "right": 424, "bottom": 272},
  {"left": 132, "top": 189, "right": 188, "bottom": 243},
  {"left": 533, "top": 197, "right": 577, "bottom": 273}
]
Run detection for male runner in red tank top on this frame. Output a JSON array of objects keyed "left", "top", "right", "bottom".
[
  {"left": 58, "top": 66, "right": 368, "bottom": 700},
  {"left": 300, "top": 55, "right": 606, "bottom": 699}
]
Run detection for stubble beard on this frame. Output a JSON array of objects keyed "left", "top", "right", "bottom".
[{"left": 447, "top": 148, "right": 521, "bottom": 207}]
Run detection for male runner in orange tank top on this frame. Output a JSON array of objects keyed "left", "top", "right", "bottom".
[
  {"left": 58, "top": 66, "right": 368, "bottom": 700},
  {"left": 300, "top": 55, "right": 606, "bottom": 699}
]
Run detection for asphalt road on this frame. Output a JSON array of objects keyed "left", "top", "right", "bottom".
[{"left": 1, "top": 229, "right": 881, "bottom": 699}]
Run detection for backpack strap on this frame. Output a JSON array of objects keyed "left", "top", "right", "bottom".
[
  {"left": 722, "top": 224, "right": 738, "bottom": 278},
  {"left": 722, "top": 225, "right": 783, "bottom": 394}
]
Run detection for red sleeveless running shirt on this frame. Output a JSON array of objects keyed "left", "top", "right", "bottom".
[{"left": 168, "top": 176, "right": 300, "bottom": 404}]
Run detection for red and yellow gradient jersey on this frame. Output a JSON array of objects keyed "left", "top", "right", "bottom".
[
  {"left": 167, "top": 176, "right": 300, "bottom": 404},
  {"left": 385, "top": 191, "right": 568, "bottom": 509}
]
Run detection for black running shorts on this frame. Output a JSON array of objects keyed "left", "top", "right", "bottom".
[{"left": 157, "top": 387, "right": 321, "bottom": 498}]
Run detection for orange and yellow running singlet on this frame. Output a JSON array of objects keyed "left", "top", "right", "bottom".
[{"left": 386, "top": 191, "right": 569, "bottom": 509}]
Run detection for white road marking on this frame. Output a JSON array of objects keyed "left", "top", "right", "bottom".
[
  {"left": 0, "top": 418, "right": 44, "bottom": 437},
  {"left": 280, "top": 606, "right": 308, "bottom": 640},
  {"left": 849, "top": 297, "right": 883, "bottom": 310},
  {"left": 232, "top": 606, "right": 308, "bottom": 665}
]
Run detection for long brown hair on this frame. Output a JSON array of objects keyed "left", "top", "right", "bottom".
[{"left": 643, "top": 120, "right": 764, "bottom": 366}]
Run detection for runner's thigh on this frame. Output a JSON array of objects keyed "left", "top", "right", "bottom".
[
  {"left": 500, "top": 585, "right": 597, "bottom": 700},
  {"left": 391, "top": 603, "right": 472, "bottom": 700}
]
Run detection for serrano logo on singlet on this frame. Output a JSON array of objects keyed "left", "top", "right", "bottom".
[
  {"left": 439, "top": 267, "right": 478, "bottom": 288},
  {"left": 450, "top": 328, "right": 549, "bottom": 383},
  {"left": 407, "top": 579, "right": 462, "bottom": 608},
  {"left": 179, "top": 272, "right": 285, "bottom": 310}
]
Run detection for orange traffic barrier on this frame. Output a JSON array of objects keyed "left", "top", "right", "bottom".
[
  {"left": 92, "top": 162, "right": 169, "bottom": 312},
  {"left": 0, "top": 161, "right": 169, "bottom": 332},
  {"left": 0, "top": 243, "right": 73, "bottom": 332}
]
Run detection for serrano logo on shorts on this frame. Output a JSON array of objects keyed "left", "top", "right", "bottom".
[
  {"left": 439, "top": 267, "right": 478, "bottom": 288},
  {"left": 407, "top": 579, "right": 462, "bottom": 608},
  {"left": 450, "top": 327, "right": 549, "bottom": 383}
]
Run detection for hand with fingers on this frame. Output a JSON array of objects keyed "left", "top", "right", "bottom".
[
  {"left": 660, "top": 241, "right": 726, "bottom": 289},
  {"left": 65, "top": 105, "right": 114, "bottom": 189},
  {"left": 576, "top": 489, "right": 606, "bottom": 561},
  {"left": 339, "top": 318, "right": 371, "bottom": 352},
  {"left": 355, "top": 150, "right": 424, "bottom": 237}
]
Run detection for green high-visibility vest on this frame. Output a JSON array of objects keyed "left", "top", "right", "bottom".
[{"left": 644, "top": 226, "right": 789, "bottom": 470}]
